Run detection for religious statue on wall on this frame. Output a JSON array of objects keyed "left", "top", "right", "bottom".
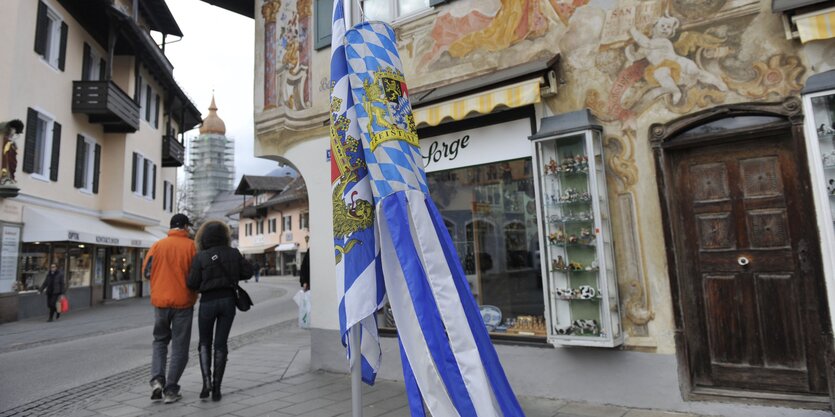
[
  {"left": 0, "top": 119, "right": 23, "bottom": 185},
  {"left": 262, "top": 0, "right": 312, "bottom": 111}
]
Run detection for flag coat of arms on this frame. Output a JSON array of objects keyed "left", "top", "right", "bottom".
[
  {"left": 334, "top": 17, "right": 526, "bottom": 417},
  {"left": 330, "top": 0, "right": 385, "bottom": 385}
]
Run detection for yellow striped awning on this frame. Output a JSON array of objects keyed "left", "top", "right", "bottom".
[
  {"left": 413, "top": 78, "right": 542, "bottom": 128},
  {"left": 794, "top": 8, "right": 835, "bottom": 43}
]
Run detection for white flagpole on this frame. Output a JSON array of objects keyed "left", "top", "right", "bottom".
[{"left": 344, "top": 1, "right": 362, "bottom": 413}]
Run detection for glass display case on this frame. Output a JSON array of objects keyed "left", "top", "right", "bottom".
[
  {"left": 530, "top": 111, "right": 622, "bottom": 347},
  {"left": 803, "top": 83, "right": 835, "bottom": 299}
]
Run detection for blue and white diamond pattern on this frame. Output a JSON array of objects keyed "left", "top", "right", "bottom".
[{"left": 345, "top": 21, "right": 429, "bottom": 203}]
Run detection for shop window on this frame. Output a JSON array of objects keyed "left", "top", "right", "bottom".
[
  {"left": 109, "top": 247, "right": 135, "bottom": 283},
  {"left": 67, "top": 244, "right": 92, "bottom": 287},
  {"left": 34, "top": 1, "right": 67, "bottom": 70},
  {"left": 379, "top": 158, "right": 543, "bottom": 338},
  {"left": 18, "top": 243, "right": 50, "bottom": 292}
]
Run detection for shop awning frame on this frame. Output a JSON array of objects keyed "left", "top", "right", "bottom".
[
  {"left": 793, "top": 7, "right": 835, "bottom": 43},
  {"left": 275, "top": 242, "right": 299, "bottom": 252},
  {"left": 239, "top": 244, "right": 278, "bottom": 255},
  {"left": 22, "top": 206, "right": 159, "bottom": 248},
  {"left": 413, "top": 78, "right": 543, "bottom": 128}
]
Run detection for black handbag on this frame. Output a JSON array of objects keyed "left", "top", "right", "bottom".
[
  {"left": 233, "top": 284, "right": 253, "bottom": 312},
  {"left": 212, "top": 254, "right": 254, "bottom": 312}
]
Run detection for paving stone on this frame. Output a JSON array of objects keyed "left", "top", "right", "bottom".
[
  {"left": 518, "top": 396, "right": 566, "bottom": 417},
  {"left": 623, "top": 410, "right": 701, "bottom": 417},
  {"left": 558, "top": 403, "right": 629, "bottom": 417},
  {"left": 277, "top": 398, "right": 336, "bottom": 415},
  {"left": 96, "top": 405, "right": 146, "bottom": 417}
]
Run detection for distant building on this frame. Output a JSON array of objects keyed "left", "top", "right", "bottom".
[
  {"left": 187, "top": 96, "right": 234, "bottom": 222},
  {"left": 234, "top": 174, "right": 307, "bottom": 275},
  {"left": 202, "top": 190, "right": 242, "bottom": 244}
]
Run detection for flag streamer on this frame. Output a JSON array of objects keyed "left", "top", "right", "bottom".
[{"left": 331, "top": 17, "right": 526, "bottom": 416}]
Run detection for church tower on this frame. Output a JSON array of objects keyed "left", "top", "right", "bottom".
[{"left": 187, "top": 95, "right": 235, "bottom": 219}]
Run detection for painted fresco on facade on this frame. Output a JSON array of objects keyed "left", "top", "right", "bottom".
[{"left": 262, "top": 0, "right": 313, "bottom": 111}]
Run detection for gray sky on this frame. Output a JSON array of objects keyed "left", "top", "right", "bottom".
[{"left": 160, "top": 0, "right": 278, "bottom": 183}]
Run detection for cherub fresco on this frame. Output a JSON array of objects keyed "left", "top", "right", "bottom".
[
  {"left": 626, "top": 14, "right": 728, "bottom": 104},
  {"left": 263, "top": 0, "right": 312, "bottom": 111}
]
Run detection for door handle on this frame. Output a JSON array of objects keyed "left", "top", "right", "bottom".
[{"left": 738, "top": 256, "right": 750, "bottom": 267}]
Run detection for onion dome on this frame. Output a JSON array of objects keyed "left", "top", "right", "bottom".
[{"left": 199, "top": 95, "right": 226, "bottom": 135}]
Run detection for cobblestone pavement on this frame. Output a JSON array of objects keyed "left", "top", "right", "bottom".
[{"left": 0, "top": 277, "right": 822, "bottom": 417}]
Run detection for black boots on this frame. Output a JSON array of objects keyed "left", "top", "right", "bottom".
[
  {"left": 211, "top": 350, "right": 227, "bottom": 401},
  {"left": 198, "top": 345, "right": 212, "bottom": 399}
]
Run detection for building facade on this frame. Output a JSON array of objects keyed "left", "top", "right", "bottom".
[
  {"left": 236, "top": 175, "right": 309, "bottom": 275},
  {"left": 205, "top": 0, "right": 835, "bottom": 414},
  {"left": 187, "top": 95, "right": 235, "bottom": 222},
  {"left": 0, "top": 0, "right": 200, "bottom": 322}
]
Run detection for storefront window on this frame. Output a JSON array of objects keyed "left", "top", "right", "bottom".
[
  {"left": 109, "top": 247, "right": 136, "bottom": 283},
  {"left": 380, "top": 158, "right": 544, "bottom": 337},
  {"left": 67, "top": 244, "right": 92, "bottom": 287},
  {"left": 19, "top": 243, "right": 49, "bottom": 291},
  {"left": 52, "top": 243, "right": 67, "bottom": 275}
]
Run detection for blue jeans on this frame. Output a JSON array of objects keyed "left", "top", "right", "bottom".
[
  {"left": 198, "top": 297, "right": 236, "bottom": 353},
  {"left": 151, "top": 307, "right": 193, "bottom": 393}
]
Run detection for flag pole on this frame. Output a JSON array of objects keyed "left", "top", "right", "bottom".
[
  {"left": 350, "top": 325, "right": 363, "bottom": 417},
  {"left": 344, "top": 2, "right": 362, "bottom": 414}
]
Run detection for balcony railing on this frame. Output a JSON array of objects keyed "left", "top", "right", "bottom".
[
  {"left": 162, "top": 135, "right": 185, "bottom": 167},
  {"left": 241, "top": 206, "right": 267, "bottom": 219},
  {"left": 72, "top": 81, "right": 140, "bottom": 133}
]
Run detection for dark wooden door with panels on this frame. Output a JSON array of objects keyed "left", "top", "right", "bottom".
[{"left": 653, "top": 102, "right": 833, "bottom": 406}]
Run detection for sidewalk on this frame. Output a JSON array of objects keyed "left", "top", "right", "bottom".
[{"left": 68, "top": 323, "right": 705, "bottom": 417}]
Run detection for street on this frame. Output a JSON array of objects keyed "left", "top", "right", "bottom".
[{"left": 0, "top": 275, "right": 300, "bottom": 414}]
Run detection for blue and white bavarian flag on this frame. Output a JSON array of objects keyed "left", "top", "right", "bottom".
[
  {"left": 330, "top": 0, "right": 384, "bottom": 385},
  {"left": 344, "top": 21, "right": 526, "bottom": 417}
]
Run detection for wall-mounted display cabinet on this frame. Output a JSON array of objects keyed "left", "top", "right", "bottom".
[
  {"left": 529, "top": 110, "right": 622, "bottom": 348},
  {"left": 802, "top": 72, "right": 835, "bottom": 318}
]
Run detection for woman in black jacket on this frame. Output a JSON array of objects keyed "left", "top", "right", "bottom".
[
  {"left": 40, "top": 264, "right": 65, "bottom": 322},
  {"left": 187, "top": 220, "right": 253, "bottom": 401}
]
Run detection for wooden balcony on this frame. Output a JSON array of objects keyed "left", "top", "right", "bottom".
[
  {"left": 72, "top": 81, "right": 140, "bottom": 133},
  {"left": 241, "top": 206, "right": 267, "bottom": 219},
  {"left": 162, "top": 135, "right": 185, "bottom": 167}
]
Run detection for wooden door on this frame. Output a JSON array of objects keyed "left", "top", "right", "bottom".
[{"left": 670, "top": 129, "right": 829, "bottom": 395}]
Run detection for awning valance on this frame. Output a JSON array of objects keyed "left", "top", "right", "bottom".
[
  {"left": 275, "top": 242, "right": 299, "bottom": 252},
  {"left": 22, "top": 206, "right": 158, "bottom": 248},
  {"left": 794, "top": 8, "right": 835, "bottom": 43},
  {"left": 413, "top": 78, "right": 542, "bottom": 128},
  {"left": 239, "top": 244, "right": 277, "bottom": 254}
]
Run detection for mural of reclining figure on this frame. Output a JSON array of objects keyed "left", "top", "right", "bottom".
[{"left": 626, "top": 14, "right": 728, "bottom": 104}]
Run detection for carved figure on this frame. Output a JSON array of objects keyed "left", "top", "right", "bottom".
[
  {"left": 0, "top": 119, "right": 23, "bottom": 184},
  {"left": 626, "top": 14, "right": 728, "bottom": 103}
]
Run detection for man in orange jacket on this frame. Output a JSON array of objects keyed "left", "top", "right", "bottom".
[{"left": 142, "top": 214, "right": 197, "bottom": 404}]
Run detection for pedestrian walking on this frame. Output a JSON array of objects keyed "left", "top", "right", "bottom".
[
  {"left": 39, "top": 263, "right": 65, "bottom": 322},
  {"left": 253, "top": 261, "right": 260, "bottom": 282},
  {"left": 142, "top": 214, "right": 198, "bottom": 404},
  {"left": 187, "top": 220, "right": 253, "bottom": 401},
  {"left": 299, "top": 249, "right": 310, "bottom": 291}
]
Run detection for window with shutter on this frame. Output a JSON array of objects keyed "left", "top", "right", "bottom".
[
  {"left": 82, "top": 43, "right": 91, "bottom": 81},
  {"left": 34, "top": 2, "right": 66, "bottom": 70},
  {"left": 168, "top": 183, "right": 174, "bottom": 212},
  {"left": 154, "top": 95, "right": 160, "bottom": 128},
  {"left": 314, "top": 0, "right": 334, "bottom": 50},
  {"left": 361, "top": 0, "right": 430, "bottom": 22},
  {"left": 49, "top": 122, "right": 61, "bottom": 181},
  {"left": 145, "top": 85, "right": 152, "bottom": 122},
  {"left": 92, "top": 143, "right": 101, "bottom": 194},
  {"left": 74, "top": 135, "right": 97, "bottom": 192},
  {"left": 131, "top": 152, "right": 138, "bottom": 192},
  {"left": 151, "top": 164, "right": 157, "bottom": 199}
]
